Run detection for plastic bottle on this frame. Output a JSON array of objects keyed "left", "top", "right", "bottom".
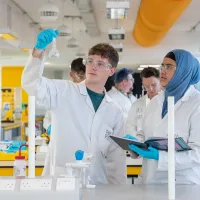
[{"left": 14, "top": 144, "right": 27, "bottom": 179}]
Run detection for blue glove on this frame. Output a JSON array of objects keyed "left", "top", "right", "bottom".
[
  {"left": 75, "top": 150, "right": 84, "bottom": 161},
  {"left": 129, "top": 144, "right": 159, "bottom": 160},
  {"left": 47, "top": 125, "right": 51, "bottom": 135},
  {"left": 35, "top": 29, "right": 59, "bottom": 50},
  {"left": 124, "top": 134, "right": 137, "bottom": 140}
]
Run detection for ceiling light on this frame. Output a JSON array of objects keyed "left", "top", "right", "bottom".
[
  {"left": 58, "top": 24, "right": 71, "bottom": 38},
  {"left": 21, "top": 48, "right": 30, "bottom": 53},
  {"left": 67, "top": 37, "right": 79, "bottom": 48},
  {"left": 106, "top": 0, "right": 130, "bottom": 19},
  {"left": 76, "top": 47, "right": 86, "bottom": 57},
  {"left": 0, "top": 33, "right": 18, "bottom": 40},
  {"left": 108, "top": 27, "right": 125, "bottom": 40},
  {"left": 39, "top": 1, "right": 59, "bottom": 21},
  {"left": 138, "top": 65, "right": 160, "bottom": 71},
  {"left": 110, "top": 42, "right": 123, "bottom": 52}
]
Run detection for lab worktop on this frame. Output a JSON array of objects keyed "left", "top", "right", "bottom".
[
  {"left": 0, "top": 184, "right": 199, "bottom": 200},
  {"left": 82, "top": 184, "right": 200, "bottom": 200}
]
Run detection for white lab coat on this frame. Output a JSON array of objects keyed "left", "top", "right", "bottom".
[
  {"left": 126, "top": 95, "right": 150, "bottom": 137},
  {"left": 22, "top": 56, "right": 127, "bottom": 184},
  {"left": 140, "top": 86, "right": 200, "bottom": 184},
  {"left": 128, "top": 94, "right": 137, "bottom": 104},
  {"left": 107, "top": 87, "right": 134, "bottom": 120},
  {"left": 43, "top": 110, "right": 51, "bottom": 130}
]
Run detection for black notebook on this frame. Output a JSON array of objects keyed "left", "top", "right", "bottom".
[{"left": 110, "top": 136, "right": 192, "bottom": 152}]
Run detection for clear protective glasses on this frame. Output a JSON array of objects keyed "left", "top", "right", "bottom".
[
  {"left": 83, "top": 57, "right": 113, "bottom": 71},
  {"left": 159, "top": 64, "right": 176, "bottom": 71},
  {"left": 143, "top": 83, "right": 159, "bottom": 91}
]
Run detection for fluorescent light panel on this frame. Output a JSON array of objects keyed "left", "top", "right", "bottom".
[{"left": 0, "top": 33, "right": 18, "bottom": 40}]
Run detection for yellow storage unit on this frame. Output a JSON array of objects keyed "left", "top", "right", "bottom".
[
  {"left": 133, "top": 0, "right": 192, "bottom": 47},
  {"left": 0, "top": 167, "right": 43, "bottom": 176},
  {"left": 2, "top": 66, "right": 28, "bottom": 103},
  {"left": 0, "top": 151, "right": 28, "bottom": 161},
  {"left": 1, "top": 88, "right": 15, "bottom": 122}
]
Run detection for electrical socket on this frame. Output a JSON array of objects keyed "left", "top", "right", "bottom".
[
  {"left": 0, "top": 179, "right": 16, "bottom": 191},
  {"left": 20, "top": 179, "right": 52, "bottom": 191}
]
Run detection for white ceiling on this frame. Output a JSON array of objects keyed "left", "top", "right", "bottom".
[{"left": 0, "top": 0, "right": 200, "bottom": 71}]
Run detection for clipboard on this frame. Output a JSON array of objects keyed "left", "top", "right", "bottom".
[{"left": 110, "top": 135, "right": 148, "bottom": 151}]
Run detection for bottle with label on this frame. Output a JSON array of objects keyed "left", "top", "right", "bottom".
[
  {"left": 14, "top": 155, "right": 26, "bottom": 179},
  {"left": 14, "top": 144, "right": 27, "bottom": 179}
]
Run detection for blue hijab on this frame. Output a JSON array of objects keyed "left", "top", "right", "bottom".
[{"left": 162, "top": 49, "right": 200, "bottom": 118}]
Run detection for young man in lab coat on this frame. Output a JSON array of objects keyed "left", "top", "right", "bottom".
[
  {"left": 107, "top": 68, "right": 136, "bottom": 120},
  {"left": 126, "top": 67, "right": 161, "bottom": 139},
  {"left": 128, "top": 50, "right": 200, "bottom": 184},
  {"left": 22, "top": 29, "right": 126, "bottom": 184},
  {"left": 43, "top": 57, "right": 86, "bottom": 133}
]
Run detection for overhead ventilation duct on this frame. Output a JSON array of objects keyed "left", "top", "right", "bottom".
[
  {"left": 76, "top": 0, "right": 100, "bottom": 37},
  {"left": 133, "top": 0, "right": 192, "bottom": 47},
  {"left": 0, "top": 0, "right": 40, "bottom": 48},
  {"left": 0, "top": 0, "right": 19, "bottom": 40}
]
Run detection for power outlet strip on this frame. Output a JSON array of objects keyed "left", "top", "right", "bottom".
[
  {"left": 20, "top": 179, "right": 52, "bottom": 191},
  {"left": 0, "top": 179, "right": 16, "bottom": 191}
]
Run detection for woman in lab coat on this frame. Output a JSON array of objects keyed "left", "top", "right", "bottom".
[
  {"left": 128, "top": 50, "right": 200, "bottom": 184},
  {"left": 22, "top": 29, "right": 126, "bottom": 185}
]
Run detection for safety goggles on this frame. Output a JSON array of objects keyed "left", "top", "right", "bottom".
[
  {"left": 159, "top": 64, "right": 176, "bottom": 71},
  {"left": 83, "top": 57, "right": 113, "bottom": 70},
  {"left": 143, "top": 83, "right": 159, "bottom": 91}
]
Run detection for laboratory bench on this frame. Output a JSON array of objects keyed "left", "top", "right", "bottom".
[
  {"left": 0, "top": 160, "right": 44, "bottom": 176},
  {"left": 82, "top": 184, "right": 200, "bottom": 200},
  {"left": 0, "top": 184, "right": 199, "bottom": 200},
  {"left": 0, "top": 158, "right": 142, "bottom": 182}
]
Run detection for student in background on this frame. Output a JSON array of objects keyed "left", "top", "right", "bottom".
[
  {"left": 107, "top": 68, "right": 136, "bottom": 120},
  {"left": 126, "top": 67, "right": 161, "bottom": 139}
]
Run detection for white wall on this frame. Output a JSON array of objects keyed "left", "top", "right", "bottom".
[
  {"left": 62, "top": 69, "right": 71, "bottom": 81},
  {"left": 43, "top": 68, "right": 71, "bottom": 80}
]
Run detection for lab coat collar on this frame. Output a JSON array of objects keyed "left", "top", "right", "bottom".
[
  {"left": 77, "top": 80, "right": 112, "bottom": 102},
  {"left": 158, "top": 85, "right": 195, "bottom": 103},
  {"left": 145, "top": 94, "right": 151, "bottom": 107},
  {"left": 180, "top": 85, "right": 195, "bottom": 102}
]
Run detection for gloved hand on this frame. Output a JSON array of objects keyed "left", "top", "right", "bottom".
[
  {"left": 47, "top": 125, "right": 51, "bottom": 135},
  {"left": 35, "top": 29, "right": 59, "bottom": 50},
  {"left": 124, "top": 134, "right": 137, "bottom": 140},
  {"left": 129, "top": 144, "right": 159, "bottom": 160}
]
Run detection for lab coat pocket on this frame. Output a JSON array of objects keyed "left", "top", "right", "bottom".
[{"left": 98, "top": 126, "right": 114, "bottom": 159}]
